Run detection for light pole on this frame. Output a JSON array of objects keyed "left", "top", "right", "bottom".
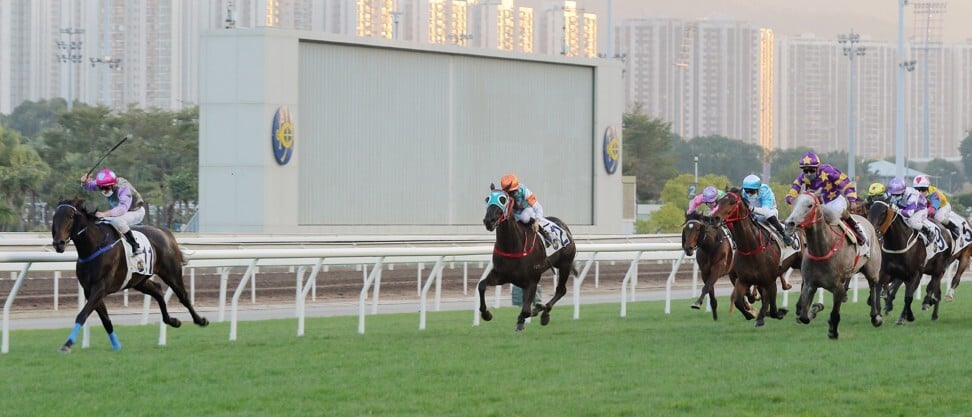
[
  {"left": 895, "top": 0, "right": 916, "bottom": 177},
  {"left": 838, "top": 31, "right": 865, "bottom": 184},
  {"left": 56, "top": 28, "right": 85, "bottom": 111},
  {"left": 89, "top": 56, "right": 122, "bottom": 105}
]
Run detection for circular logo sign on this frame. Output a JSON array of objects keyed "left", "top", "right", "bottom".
[
  {"left": 271, "top": 106, "right": 295, "bottom": 165},
  {"left": 602, "top": 126, "right": 620, "bottom": 175}
]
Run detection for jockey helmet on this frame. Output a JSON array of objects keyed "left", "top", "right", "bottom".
[
  {"left": 742, "top": 175, "right": 761, "bottom": 191},
  {"left": 887, "top": 177, "right": 906, "bottom": 195},
  {"left": 868, "top": 182, "right": 886, "bottom": 196},
  {"left": 500, "top": 174, "right": 519, "bottom": 192},
  {"left": 94, "top": 168, "right": 117, "bottom": 187},
  {"left": 798, "top": 151, "right": 821, "bottom": 169},
  {"left": 912, "top": 175, "right": 931, "bottom": 190},
  {"left": 701, "top": 186, "right": 719, "bottom": 203}
]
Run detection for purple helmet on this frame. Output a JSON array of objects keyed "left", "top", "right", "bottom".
[
  {"left": 799, "top": 151, "right": 821, "bottom": 168},
  {"left": 888, "top": 177, "right": 906, "bottom": 195},
  {"left": 701, "top": 186, "right": 719, "bottom": 203}
]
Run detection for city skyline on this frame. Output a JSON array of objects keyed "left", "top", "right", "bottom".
[{"left": 600, "top": 0, "right": 972, "bottom": 45}]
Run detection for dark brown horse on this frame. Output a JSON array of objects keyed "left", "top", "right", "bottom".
[
  {"left": 868, "top": 200, "right": 953, "bottom": 322},
  {"left": 681, "top": 214, "right": 736, "bottom": 320},
  {"left": 479, "top": 187, "right": 577, "bottom": 331},
  {"left": 51, "top": 198, "right": 208, "bottom": 352},
  {"left": 785, "top": 192, "right": 883, "bottom": 339},
  {"left": 709, "top": 190, "right": 788, "bottom": 326}
]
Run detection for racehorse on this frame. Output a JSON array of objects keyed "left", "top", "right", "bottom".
[
  {"left": 868, "top": 200, "right": 953, "bottom": 322},
  {"left": 681, "top": 213, "right": 737, "bottom": 320},
  {"left": 708, "top": 189, "right": 789, "bottom": 326},
  {"left": 480, "top": 186, "right": 577, "bottom": 331},
  {"left": 784, "top": 192, "right": 883, "bottom": 339},
  {"left": 943, "top": 219, "right": 972, "bottom": 303},
  {"left": 51, "top": 198, "right": 208, "bottom": 352}
]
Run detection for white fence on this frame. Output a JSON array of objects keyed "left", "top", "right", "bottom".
[{"left": 0, "top": 242, "right": 701, "bottom": 353}]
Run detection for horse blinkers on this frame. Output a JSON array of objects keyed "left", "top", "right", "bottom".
[{"left": 483, "top": 191, "right": 512, "bottom": 231}]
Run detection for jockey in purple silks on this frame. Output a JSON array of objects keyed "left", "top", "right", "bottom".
[
  {"left": 785, "top": 151, "right": 867, "bottom": 246},
  {"left": 686, "top": 186, "right": 724, "bottom": 217},
  {"left": 887, "top": 176, "right": 937, "bottom": 245}
]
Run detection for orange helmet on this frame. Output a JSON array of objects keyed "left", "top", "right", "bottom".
[{"left": 500, "top": 174, "right": 519, "bottom": 191}]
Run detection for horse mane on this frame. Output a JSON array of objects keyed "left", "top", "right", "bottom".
[{"left": 57, "top": 198, "right": 98, "bottom": 222}]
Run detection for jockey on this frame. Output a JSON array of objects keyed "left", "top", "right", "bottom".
[
  {"left": 686, "top": 186, "right": 724, "bottom": 217},
  {"left": 913, "top": 175, "right": 960, "bottom": 239},
  {"left": 865, "top": 182, "right": 887, "bottom": 208},
  {"left": 887, "top": 176, "right": 937, "bottom": 245},
  {"left": 500, "top": 173, "right": 552, "bottom": 241},
  {"left": 785, "top": 151, "right": 868, "bottom": 246},
  {"left": 741, "top": 174, "right": 796, "bottom": 249},
  {"left": 81, "top": 168, "right": 146, "bottom": 253}
]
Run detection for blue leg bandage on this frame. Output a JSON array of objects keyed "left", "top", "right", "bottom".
[
  {"left": 108, "top": 332, "right": 121, "bottom": 350},
  {"left": 67, "top": 323, "right": 82, "bottom": 344}
]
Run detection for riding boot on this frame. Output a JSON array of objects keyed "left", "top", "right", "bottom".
[
  {"left": 767, "top": 216, "right": 795, "bottom": 248},
  {"left": 946, "top": 222, "right": 961, "bottom": 240},
  {"left": 124, "top": 231, "right": 142, "bottom": 254},
  {"left": 920, "top": 225, "right": 935, "bottom": 247},
  {"left": 847, "top": 218, "right": 868, "bottom": 246}
]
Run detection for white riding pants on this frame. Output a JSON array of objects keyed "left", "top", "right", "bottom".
[{"left": 102, "top": 207, "right": 145, "bottom": 234}]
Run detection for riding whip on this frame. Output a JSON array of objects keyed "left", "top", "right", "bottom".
[{"left": 83, "top": 134, "right": 131, "bottom": 180}]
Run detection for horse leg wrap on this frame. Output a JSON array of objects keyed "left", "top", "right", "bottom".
[
  {"left": 108, "top": 332, "right": 121, "bottom": 350},
  {"left": 67, "top": 323, "right": 82, "bottom": 344}
]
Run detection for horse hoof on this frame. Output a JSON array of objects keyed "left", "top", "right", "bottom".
[
  {"left": 481, "top": 311, "right": 493, "bottom": 322},
  {"left": 921, "top": 304, "right": 930, "bottom": 311},
  {"left": 775, "top": 309, "right": 788, "bottom": 319},
  {"left": 828, "top": 332, "right": 838, "bottom": 340},
  {"left": 782, "top": 283, "right": 792, "bottom": 291},
  {"left": 169, "top": 318, "right": 182, "bottom": 328},
  {"left": 872, "top": 315, "right": 883, "bottom": 327},
  {"left": 811, "top": 303, "right": 825, "bottom": 313},
  {"left": 540, "top": 314, "right": 551, "bottom": 326},
  {"left": 690, "top": 304, "right": 701, "bottom": 310},
  {"left": 798, "top": 316, "right": 810, "bottom": 325},
  {"left": 515, "top": 323, "right": 525, "bottom": 332},
  {"left": 945, "top": 294, "right": 954, "bottom": 302},
  {"left": 59, "top": 345, "right": 72, "bottom": 354},
  {"left": 197, "top": 317, "right": 210, "bottom": 327},
  {"left": 754, "top": 319, "right": 765, "bottom": 327},
  {"left": 896, "top": 318, "right": 905, "bottom": 325}
]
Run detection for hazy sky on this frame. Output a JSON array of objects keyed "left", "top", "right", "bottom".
[{"left": 589, "top": 0, "right": 972, "bottom": 43}]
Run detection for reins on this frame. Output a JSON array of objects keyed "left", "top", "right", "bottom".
[
  {"left": 489, "top": 191, "right": 539, "bottom": 259},
  {"left": 55, "top": 202, "right": 120, "bottom": 263},
  {"left": 874, "top": 202, "right": 921, "bottom": 254},
  {"left": 793, "top": 193, "right": 846, "bottom": 261},
  {"left": 719, "top": 193, "right": 774, "bottom": 257}
]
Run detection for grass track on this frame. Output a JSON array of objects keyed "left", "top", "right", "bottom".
[{"left": 3, "top": 298, "right": 972, "bottom": 417}]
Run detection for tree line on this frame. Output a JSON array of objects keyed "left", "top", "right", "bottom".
[
  {"left": 623, "top": 103, "right": 972, "bottom": 233},
  {"left": 0, "top": 98, "right": 198, "bottom": 232}
]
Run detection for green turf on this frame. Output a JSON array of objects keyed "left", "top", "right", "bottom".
[{"left": 2, "top": 297, "right": 971, "bottom": 417}]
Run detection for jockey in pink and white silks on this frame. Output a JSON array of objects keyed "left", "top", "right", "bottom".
[
  {"left": 81, "top": 168, "right": 146, "bottom": 253},
  {"left": 785, "top": 151, "right": 868, "bottom": 245},
  {"left": 887, "top": 176, "right": 937, "bottom": 245},
  {"left": 741, "top": 174, "right": 796, "bottom": 249},
  {"left": 686, "top": 186, "right": 723, "bottom": 217}
]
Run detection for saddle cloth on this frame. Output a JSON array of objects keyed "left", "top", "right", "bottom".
[
  {"left": 538, "top": 218, "right": 570, "bottom": 257},
  {"left": 949, "top": 213, "right": 972, "bottom": 254},
  {"left": 924, "top": 225, "right": 948, "bottom": 264},
  {"left": 121, "top": 231, "right": 155, "bottom": 288},
  {"left": 753, "top": 221, "right": 799, "bottom": 266}
]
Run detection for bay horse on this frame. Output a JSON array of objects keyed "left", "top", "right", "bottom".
[
  {"left": 784, "top": 192, "right": 883, "bottom": 339},
  {"left": 681, "top": 213, "right": 737, "bottom": 320},
  {"left": 51, "top": 198, "right": 208, "bottom": 352},
  {"left": 479, "top": 187, "right": 577, "bottom": 331},
  {"left": 868, "top": 200, "right": 953, "bottom": 322},
  {"left": 708, "top": 189, "right": 789, "bottom": 326}
]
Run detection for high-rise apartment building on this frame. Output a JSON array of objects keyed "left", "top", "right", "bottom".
[
  {"left": 957, "top": 41, "right": 972, "bottom": 143},
  {"left": 616, "top": 17, "right": 766, "bottom": 146},
  {"left": 0, "top": 0, "right": 588, "bottom": 115},
  {"left": 536, "top": 1, "right": 596, "bottom": 57}
]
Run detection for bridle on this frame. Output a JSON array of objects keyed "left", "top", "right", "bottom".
[
  {"left": 486, "top": 190, "right": 538, "bottom": 259},
  {"left": 715, "top": 192, "right": 773, "bottom": 256},
  {"left": 54, "top": 203, "right": 120, "bottom": 264},
  {"left": 872, "top": 200, "right": 921, "bottom": 254}
]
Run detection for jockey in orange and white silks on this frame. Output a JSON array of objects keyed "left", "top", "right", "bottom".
[
  {"left": 499, "top": 174, "right": 551, "bottom": 241},
  {"left": 785, "top": 151, "right": 868, "bottom": 245},
  {"left": 887, "top": 176, "right": 937, "bottom": 245},
  {"left": 81, "top": 168, "right": 146, "bottom": 253}
]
